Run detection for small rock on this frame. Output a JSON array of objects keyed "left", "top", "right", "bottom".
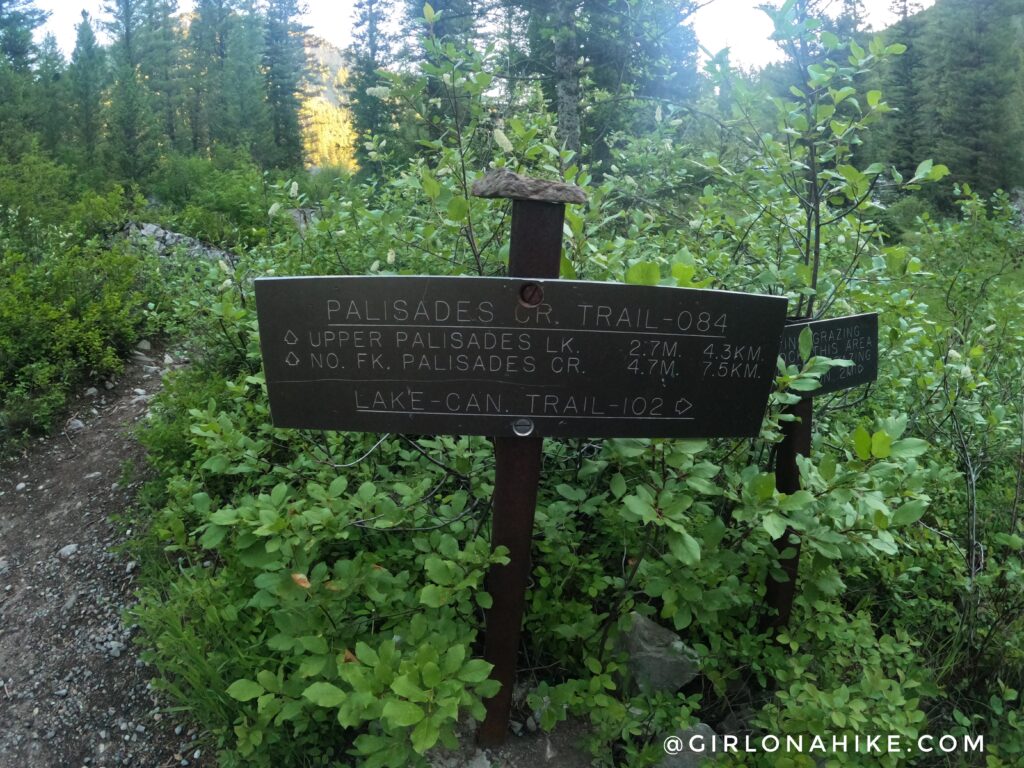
[
  {"left": 104, "top": 381, "right": 115, "bottom": 390},
  {"left": 526, "top": 716, "right": 538, "bottom": 733},
  {"left": 132, "top": 388, "right": 146, "bottom": 396},
  {"left": 126, "top": 561, "right": 137, "bottom": 574},
  {"left": 84, "top": 387, "right": 99, "bottom": 398},
  {"left": 136, "top": 339, "right": 152, "bottom": 351},
  {"left": 621, "top": 612, "right": 700, "bottom": 695},
  {"left": 164, "top": 354, "right": 174, "bottom": 365},
  {"left": 55, "top": 689, "right": 68, "bottom": 698},
  {"left": 0, "top": 556, "right": 8, "bottom": 574},
  {"left": 85, "top": 472, "right": 102, "bottom": 480},
  {"left": 67, "top": 418, "right": 86, "bottom": 432},
  {"left": 58, "top": 544, "right": 79, "bottom": 559},
  {"left": 106, "top": 641, "right": 125, "bottom": 658},
  {"left": 15, "top": 482, "right": 26, "bottom": 492}
]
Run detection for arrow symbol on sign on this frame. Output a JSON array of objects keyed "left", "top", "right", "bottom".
[
  {"left": 285, "top": 351, "right": 300, "bottom": 366},
  {"left": 674, "top": 397, "right": 693, "bottom": 417},
  {"left": 283, "top": 329, "right": 298, "bottom": 345}
]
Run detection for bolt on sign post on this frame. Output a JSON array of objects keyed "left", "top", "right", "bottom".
[
  {"left": 253, "top": 169, "right": 790, "bottom": 746},
  {"left": 762, "top": 312, "right": 878, "bottom": 631}
]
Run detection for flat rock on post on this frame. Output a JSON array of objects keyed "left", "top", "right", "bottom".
[{"left": 471, "top": 168, "right": 587, "bottom": 205}]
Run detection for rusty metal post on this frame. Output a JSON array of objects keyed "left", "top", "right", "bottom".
[
  {"left": 471, "top": 171, "right": 584, "bottom": 747},
  {"left": 762, "top": 395, "right": 812, "bottom": 631}
]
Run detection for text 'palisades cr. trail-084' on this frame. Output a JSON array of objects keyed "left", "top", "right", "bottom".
[{"left": 255, "top": 275, "right": 788, "bottom": 438}]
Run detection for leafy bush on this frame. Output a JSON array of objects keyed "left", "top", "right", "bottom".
[{"left": 0, "top": 228, "right": 157, "bottom": 440}]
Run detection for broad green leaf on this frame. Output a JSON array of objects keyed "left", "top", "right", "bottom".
[
  {"left": 751, "top": 472, "right": 775, "bottom": 501},
  {"left": 625, "top": 261, "right": 661, "bottom": 286},
  {"left": 892, "top": 499, "right": 927, "bottom": 526},
  {"left": 447, "top": 196, "right": 469, "bottom": 221},
  {"left": 227, "top": 679, "right": 264, "bottom": 702},
  {"left": 257, "top": 670, "right": 280, "bottom": 693},
  {"left": 913, "top": 159, "right": 933, "bottom": 181},
  {"left": 889, "top": 437, "right": 928, "bottom": 458},
  {"left": 798, "top": 326, "right": 813, "bottom": 361},
  {"left": 609, "top": 473, "right": 627, "bottom": 499},
  {"left": 200, "top": 525, "right": 227, "bottom": 549},
  {"left": 819, "top": 455, "right": 837, "bottom": 482},
  {"left": 623, "top": 494, "right": 655, "bottom": 520},
  {"left": 391, "top": 674, "right": 429, "bottom": 702},
  {"left": 788, "top": 377, "right": 821, "bottom": 392},
  {"left": 686, "top": 476, "right": 721, "bottom": 496},
  {"left": 870, "top": 430, "right": 892, "bottom": 459},
  {"left": 668, "top": 531, "right": 701, "bottom": 565},
  {"left": 411, "top": 716, "right": 440, "bottom": 753},
  {"left": 763, "top": 513, "right": 788, "bottom": 540},
  {"left": 383, "top": 699, "right": 424, "bottom": 727},
  {"left": 559, "top": 254, "right": 578, "bottom": 279},
  {"left": 458, "top": 659, "right": 493, "bottom": 683},
  {"left": 421, "top": 662, "right": 442, "bottom": 689},
  {"left": 853, "top": 426, "right": 872, "bottom": 460},
  {"left": 302, "top": 682, "right": 346, "bottom": 707},
  {"left": 354, "top": 641, "right": 379, "bottom": 667},
  {"left": 778, "top": 490, "right": 814, "bottom": 512},
  {"left": 421, "top": 171, "right": 440, "bottom": 199},
  {"left": 422, "top": 2, "right": 436, "bottom": 22},
  {"left": 419, "top": 584, "right": 447, "bottom": 607},
  {"left": 866, "top": 90, "right": 882, "bottom": 108}
]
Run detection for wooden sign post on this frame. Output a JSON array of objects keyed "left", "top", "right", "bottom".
[
  {"left": 762, "top": 313, "right": 878, "bottom": 630},
  {"left": 470, "top": 171, "right": 577, "bottom": 747},
  {"left": 253, "top": 169, "right": 791, "bottom": 746}
]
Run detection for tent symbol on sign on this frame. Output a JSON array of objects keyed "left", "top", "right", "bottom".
[
  {"left": 284, "top": 330, "right": 298, "bottom": 345},
  {"left": 285, "top": 352, "right": 300, "bottom": 366}
]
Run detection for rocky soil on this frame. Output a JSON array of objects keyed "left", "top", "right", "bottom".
[{"left": 0, "top": 344, "right": 210, "bottom": 768}]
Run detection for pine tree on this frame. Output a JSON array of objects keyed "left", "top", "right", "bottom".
[
  {"left": 918, "top": 0, "right": 1019, "bottom": 202},
  {"left": 139, "top": 0, "right": 184, "bottom": 149},
  {"left": 880, "top": 0, "right": 924, "bottom": 180},
  {"left": 222, "top": 1, "right": 271, "bottom": 157},
  {"left": 349, "top": 0, "right": 397, "bottom": 168},
  {"left": 187, "top": 0, "right": 234, "bottom": 152},
  {"left": 263, "top": 0, "right": 308, "bottom": 167},
  {"left": 0, "top": 0, "right": 48, "bottom": 70},
  {"left": 104, "top": 0, "right": 158, "bottom": 183},
  {"left": 69, "top": 11, "right": 105, "bottom": 163},
  {"left": 31, "top": 34, "right": 68, "bottom": 156}
]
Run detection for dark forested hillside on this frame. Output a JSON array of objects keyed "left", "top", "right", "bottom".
[{"left": 869, "top": 0, "right": 1024, "bottom": 206}]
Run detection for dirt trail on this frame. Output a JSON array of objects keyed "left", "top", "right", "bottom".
[{"left": 0, "top": 347, "right": 207, "bottom": 768}]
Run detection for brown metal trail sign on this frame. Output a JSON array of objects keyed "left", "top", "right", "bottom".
[
  {"left": 255, "top": 276, "right": 788, "bottom": 439},
  {"left": 252, "top": 170, "right": 791, "bottom": 746}
]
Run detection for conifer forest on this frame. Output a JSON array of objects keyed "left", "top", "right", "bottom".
[{"left": 0, "top": 0, "right": 1023, "bottom": 765}]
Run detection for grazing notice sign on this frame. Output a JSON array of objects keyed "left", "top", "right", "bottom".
[
  {"left": 254, "top": 276, "right": 788, "bottom": 438},
  {"left": 780, "top": 312, "right": 878, "bottom": 396}
]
